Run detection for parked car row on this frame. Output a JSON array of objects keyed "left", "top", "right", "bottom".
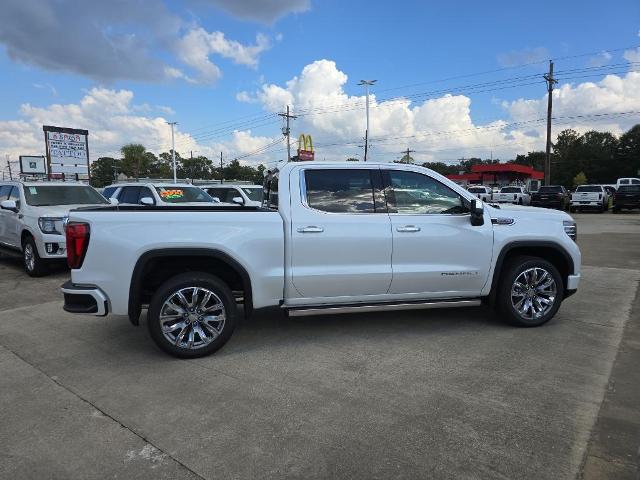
[
  {"left": 101, "top": 182, "right": 264, "bottom": 207},
  {"left": 465, "top": 178, "right": 640, "bottom": 214},
  {"left": 0, "top": 180, "right": 265, "bottom": 276},
  {"left": 467, "top": 185, "right": 532, "bottom": 205}
]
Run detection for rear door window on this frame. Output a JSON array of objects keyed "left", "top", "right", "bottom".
[
  {"left": 119, "top": 186, "right": 142, "bottom": 204},
  {"left": 576, "top": 186, "right": 602, "bottom": 193},
  {"left": 304, "top": 169, "right": 376, "bottom": 213}
]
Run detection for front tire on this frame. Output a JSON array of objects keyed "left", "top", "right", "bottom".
[
  {"left": 22, "top": 237, "right": 48, "bottom": 277},
  {"left": 496, "top": 256, "right": 564, "bottom": 327},
  {"left": 147, "top": 272, "right": 237, "bottom": 358}
]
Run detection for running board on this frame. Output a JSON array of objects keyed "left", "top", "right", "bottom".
[{"left": 285, "top": 298, "right": 482, "bottom": 317}]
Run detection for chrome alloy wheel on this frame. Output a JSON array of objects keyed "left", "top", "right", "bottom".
[
  {"left": 510, "top": 267, "right": 557, "bottom": 320},
  {"left": 160, "top": 287, "right": 226, "bottom": 350},
  {"left": 24, "top": 243, "right": 35, "bottom": 272}
]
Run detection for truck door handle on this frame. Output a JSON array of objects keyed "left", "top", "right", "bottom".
[
  {"left": 396, "top": 225, "right": 421, "bottom": 233},
  {"left": 297, "top": 226, "right": 324, "bottom": 233}
]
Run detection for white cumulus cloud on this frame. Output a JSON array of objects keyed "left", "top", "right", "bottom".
[{"left": 176, "top": 29, "right": 271, "bottom": 83}]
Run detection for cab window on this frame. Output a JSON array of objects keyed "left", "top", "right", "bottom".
[
  {"left": 385, "top": 170, "right": 466, "bottom": 214},
  {"left": 304, "top": 169, "right": 376, "bottom": 213},
  {"left": 0, "top": 185, "right": 11, "bottom": 200},
  {"left": 8, "top": 186, "right": 20, "bottom": 202}
]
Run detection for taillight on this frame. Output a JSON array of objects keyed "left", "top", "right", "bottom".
[
  {"left": 66, "top": 222, "right": 90, "bottom": 269},
  {"left": 513, "top": 194, "right": 517, "bottom": 200},
  {"left": 598, "top": 194, "right": 602, "bottom": 200}
]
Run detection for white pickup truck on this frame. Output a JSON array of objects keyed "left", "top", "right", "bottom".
[
  {"left": 570, "top": 185, "right": 608, "bottom": 213},
  {"left": 493, "top": 186, "right": 531, "bottom": 205},
  {"left": 62, "top": 162, "right": 581, "bottom": 358}
]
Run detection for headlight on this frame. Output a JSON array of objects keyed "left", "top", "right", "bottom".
[
  {"left": 38, "top": 217, "right": 66, "bottom": 235},
  {"left": 563, "top": 220, "right": 577, "bottom": 241}
]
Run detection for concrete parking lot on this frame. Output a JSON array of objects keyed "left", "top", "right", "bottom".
[{"left": 1, "top": 212, "right": 639, "bottom": 479}]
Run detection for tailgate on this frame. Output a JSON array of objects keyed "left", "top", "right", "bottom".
[{"left": 572, "top": 192, "right": 599, "bottom": 202}]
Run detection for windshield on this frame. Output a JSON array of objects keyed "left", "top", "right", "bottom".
[
  {"left": 538, "top": 186, "right": 562, "bottom": 193},
  {"left": 500, "top": 187, "right": 521, "bottom": 193},
  {"left": 242, "top": 187, "right": 263, "bottom": 202},
  {"left": 467, "top": 187, "right": 486, "bottom": 193},
  {"left": 576, "top": 185, "right": 602, "bottom": 192},
  {"left": 24, "top": 185, "right": 108, "bottom": 206},
  {"left": 155, "top": 186, "right": 214, "bottom": 203}
]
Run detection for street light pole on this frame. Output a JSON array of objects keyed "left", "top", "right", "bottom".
[
  {"left": 167, "top": 121, "right": 178, "bottom": 183},
  {"left": 358, "top": 80, "right": 376, "bottom": 162}
]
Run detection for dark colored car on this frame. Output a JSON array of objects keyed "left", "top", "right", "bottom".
[
  {"left": 530, "top": 185, "right": 569, "bottom": 210},
  {"left": 613, "top": 185, "right": 640, "bottom": 213}
]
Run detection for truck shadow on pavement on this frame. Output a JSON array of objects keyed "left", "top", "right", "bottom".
[{"left": 121, "top": 304, "right": 508, "bottom": 360}]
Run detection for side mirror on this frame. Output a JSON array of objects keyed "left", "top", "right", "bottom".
[
  {"left": 232, "top": 196, "right": 245, "bottom": 205},
  {"left": 140, "top": 197, "right": 155, "bottom": 206},
  {"left": 211, "top": 196, "right": 221, "bottom": 203},
  {"left": 0, "top": 199, "right": 18, "bottom": 212},
  {"left": 470, "top": 199, "right": 484, "bottom": 226},
  {"left": 108, "top": 197, "right": 119, "bottom": 206}
]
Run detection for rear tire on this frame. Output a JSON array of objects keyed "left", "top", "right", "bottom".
[
  {"left": 147, "top": 272, "right": 237, "bottom": 358},
  {"left": 22, "top": 237, "right": 48, "bottom": 277},
  {"left": 496, "top": 256, "right": 564, "bottom": 327}
]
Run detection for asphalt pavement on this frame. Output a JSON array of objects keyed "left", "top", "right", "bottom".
[{"left": 0, "top": 212, "right": 638, "bottom": 479}]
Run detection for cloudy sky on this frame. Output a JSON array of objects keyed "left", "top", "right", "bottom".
[{"left": 0, "top": 0, "right": 639, "bottom": 173}]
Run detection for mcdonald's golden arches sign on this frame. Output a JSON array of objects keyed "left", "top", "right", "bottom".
[{"left": 297, "top": 134, "right": 314, "bottom": 161}]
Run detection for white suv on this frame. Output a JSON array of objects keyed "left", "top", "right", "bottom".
[
  {"left": 199, "top": 184, "right": 264, "bottom": 207},
  {"left": 0, "top": 182, "right": 108, "bottom": 276},
  {"left": 102, "top": 182, "right": 226, "bottom": 206}
]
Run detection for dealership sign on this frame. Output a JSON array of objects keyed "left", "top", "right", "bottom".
[
  {"left": 43, "top": 125, "right": 90, "bottom": 177},
  {"left": 297, "top": 134, "right": 314, "bottom": 161}
]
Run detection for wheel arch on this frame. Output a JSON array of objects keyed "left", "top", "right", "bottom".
[
  {"left": 488, "top": 241, "right": 575, "bottom": 305},
  {"left": 128, "top": 248, "right": 253, "bottom": 325}
]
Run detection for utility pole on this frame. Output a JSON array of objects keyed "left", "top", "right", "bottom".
[
  {"left": 543, "top": 61, "right": 557, "bottom": 186},
  {"left": 220, "top": 152, "right": 224, "bottom": 184},
  {"left": 167, "top": 121, "right": 178, "bottom": 183},
  {"left": 190, "top": 150, "right": 194, "bottom": 180},
  {"left": 278, "top": 105, "right": 297, "bottom": 162},
  {"left": 358, "top": 80, "right": 377, "bottom": 161},
  {"left": 402, "top": 148, "right": 415, "bottom": 164},
  {"left": 7, "top": 159, "right": 13, "bottom": 180}
]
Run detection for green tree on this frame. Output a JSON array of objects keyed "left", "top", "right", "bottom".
[
  {"left": 90, "top": 157, "right": 119, "bottom": 188},
  {"left": 421, "top": 162, "right": 460, "bottom": 176},
  {"left": 120, "top": 144, "right": 149, "bottom": 179},
  {"left": 572, "top": 171, "right": 587, "bottom": 187},
  {"left": 552, "top": 129, "right": 581, "bottom": 186},
  {"left": 615, "top": 124, "right": 640, "bottom": 179},
  {"left": 509, "top": 151, "right": 546, "bottom": 171},
  {"left": 178, "top": 155, "right": 214, "bottom": 179}
]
